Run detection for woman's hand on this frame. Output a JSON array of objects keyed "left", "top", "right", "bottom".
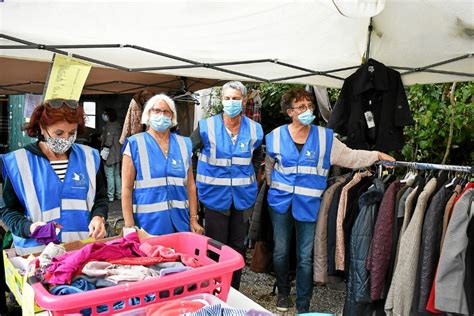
[
  {"left": 377, "top": 152, "right": 396, "bottom": 168},
  {"left": 29, "top": 221, "right": 47, "bottom": 234},
  {"left": 88, "top": 216, "right": 106, "bottom": 239},
  {"left": 190, "top": 218, "right": 204, "bottom": 235}
]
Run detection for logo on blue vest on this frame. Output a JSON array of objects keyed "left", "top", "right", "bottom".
[
  {"left": 72, "top": 172, "right": 87, "bottom": 188},
  {"left": 304, "top": 150, "right": 317, "bottom": 161},
  {"left": 239, "top": 141, "right": 249, "bottom": 152},
  {"left": 171, "top": 158, "right": 183, "bottom": 169}
]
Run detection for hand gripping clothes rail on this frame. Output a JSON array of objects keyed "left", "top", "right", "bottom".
[
  {"left": 2, "top": 144, "right": 99, "bottom": 255},
  {"left": 266, "top": 125, "right": 333, "bottom": 221},
  {"left": 196, "top": 114, "right": 263, "bottom": 211},
  {"left": 126, "top": 132, "right": 192, "bottom": 235}
]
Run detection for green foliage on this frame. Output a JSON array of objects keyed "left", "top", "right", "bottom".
[
  {"left": 203, "top": 81, "right": 473, "bottom": 166},
  {"left": 249, "top": 82, "right": 304, "bottom": 133},
  {"left": 402, "top": 82, "right": 474, "bottom": 165},
  {"left": 202, "top": 87, "right": 223, "bottom": 117}
]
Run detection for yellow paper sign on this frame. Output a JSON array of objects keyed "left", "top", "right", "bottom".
[{"left": 43, "top": 54, "right": 92, "bottom": 101}]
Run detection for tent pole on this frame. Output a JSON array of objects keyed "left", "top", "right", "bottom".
[
  {"left": 1, "top": 33, "right": 472, "bottom": 84},
  {"left": 398, "top": 54, "right": 473, "bottom": 76},
  {"left": 364, "top": 17, "right": 373, "bottom": 62},
  {"left": 391, "top": 66, "right": 474, "bottom": 78}
]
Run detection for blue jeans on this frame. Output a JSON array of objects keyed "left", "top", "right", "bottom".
[
  {"left": 104, "top": 163, "right": 121, "bottom": 201},
  {"left": 270, "top": 206, "right": 316, "bottom": 311}
]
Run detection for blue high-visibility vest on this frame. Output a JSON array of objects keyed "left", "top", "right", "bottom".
[
  {"left": 127, "top": 132, "right": 192, "bottom": 235},
  {"left": 266, "top": 125, "right": 333, "bottom": 222},
  {"left": 196, "top": 114, "right": 263, "bottom": 211},
  {"left": 2, "top": 144, "right": 99, "bottom": 255}
]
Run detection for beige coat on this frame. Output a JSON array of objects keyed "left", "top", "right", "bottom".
[
  {"left": 385, "top": 178, "right": 437, "bottom": 316},
  {"left": 313, "top": 176, "right": 346, "bottom": 283},
  {"left": 335, "top": 171, "right": 371, "bottom": 271}
]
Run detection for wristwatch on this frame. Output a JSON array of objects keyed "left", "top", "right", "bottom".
[{"left": 190, "top": 214, "right": 199, "bottom": 221}]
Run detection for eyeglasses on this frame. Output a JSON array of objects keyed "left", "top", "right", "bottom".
[
  {"left": 45, "top": 99, "right": 79, "bottom": 109},
  {"left": 150, "top": 108, "right": 173, "bottom": 117},
  {"left": 291, "top": 104, "right": 314, "bottom": 112}
]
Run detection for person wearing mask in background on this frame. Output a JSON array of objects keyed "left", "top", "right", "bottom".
[
  {"left": 100, "top": 108, "right": 122, "bottom": 202},
  {"left": 0, "top": 99, "right": 108, "bottom": 255},
  {"left": 121, "top": 94, "right": 204, "bottom": 236},
  {"left": 191, "top": 81, "right": 264, "bottom": 290},
  {"left": 265, "top": 88, "right": 396, "bottom": 313}
]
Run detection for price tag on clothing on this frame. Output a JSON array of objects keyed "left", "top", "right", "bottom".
[{"left": 364, "top": 111, "right": 376, "bottom": 128}]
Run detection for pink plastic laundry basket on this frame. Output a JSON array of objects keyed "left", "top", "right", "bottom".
[{"left": 31, "top": 232, "right": 244, "bottom": 315}]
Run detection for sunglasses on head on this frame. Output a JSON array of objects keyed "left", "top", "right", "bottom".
[{"left": 45, "top": 99, "right": 79, "bottom": 109}]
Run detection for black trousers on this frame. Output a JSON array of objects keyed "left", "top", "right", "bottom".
[{"left": 204, "top": 205, "right": 248, "bottom": 290}]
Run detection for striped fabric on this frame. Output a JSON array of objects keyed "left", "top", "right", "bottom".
[
  {"left": 50, "top": 159, "right": 69, "bottom": 181},
  {"left": 187, "top": 303, "right": 247, "bottom": 316}
]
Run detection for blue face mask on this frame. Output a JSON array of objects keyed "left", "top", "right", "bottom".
[
  {"left": 297, "top": 110, "right": 315, "bottom": 126},
  {"left": 149, "top": 114, "right": 172, "bottom": 132},
  {"left": 222, "top": 99, "right": 242, "bottom": 118}
]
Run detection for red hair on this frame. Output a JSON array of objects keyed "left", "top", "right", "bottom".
[{"left": 25, "top": 102, "right": 86, "bottom": 137}]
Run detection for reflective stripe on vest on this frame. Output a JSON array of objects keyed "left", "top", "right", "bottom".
[
  {"left": 81, "top": 144, "right": 98, "bottom": 210},
  {"left": 131, "top": 133, "right": 190, "bottom": 215},
  {"left": 196, "top": 174, "right": 256, "bottom": 186},
  {"left": 133, "top": 200, "right": 189, "bottom": 213},
  {"left": 270, "top": 181, "right": 324, "bottom": 197},
  {"left": 14, "top": 149, "right": 43, "bottom": 221},
  {"left": 7, "top": 145, "right": 98, "bottom": 253},
  {"left": 273, "top": 126, "right": 329, "bottom": 177},
  {"left": 198, "top": 153, "right": 252, "bottom": 166},
  {"left": 134, "top": 133, "right": 190, "bottom": 185},
  {"left": 196, "top": 115, "right": 262, "bottom": 211},
  {"left": 266, "top": 125, "right": 333, "bottom": 221},
  {"left": 13, "top": 244, "right": 47, "bottom": 256}
]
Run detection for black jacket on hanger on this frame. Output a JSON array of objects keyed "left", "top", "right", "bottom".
[{"left": 328, "top": 59, "right": 414, "bottom": 152}]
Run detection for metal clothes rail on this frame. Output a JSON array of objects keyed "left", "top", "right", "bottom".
[{"left": 379, "top": 160, "right": 472, "bottom": 173}]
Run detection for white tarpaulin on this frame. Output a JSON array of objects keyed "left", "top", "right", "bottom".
[{"left": 0, "top": 0, "right": 473, "bottom": 90}]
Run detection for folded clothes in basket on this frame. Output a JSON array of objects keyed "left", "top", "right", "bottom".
[{"left": 47, "top": 232, "right": 145, "bottom": 285}]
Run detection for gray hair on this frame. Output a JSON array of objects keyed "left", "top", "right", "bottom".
[
  {"left": 222, "top": 81, "right": 247, "bottom": 98},
  {"left": 141, "top": 94, "right": 178, "bottom": 127}
]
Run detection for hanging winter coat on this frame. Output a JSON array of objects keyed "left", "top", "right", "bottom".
[{"left": 344, "top": 179, "right": 385, "bottom": 316}]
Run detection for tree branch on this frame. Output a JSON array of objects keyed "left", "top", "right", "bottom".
[{"left": 442, "top": 82, "right": 457, "bottom": 164}]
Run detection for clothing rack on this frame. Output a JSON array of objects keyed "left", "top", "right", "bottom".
[{"left": 379, "top": 160, "right": 473, "bottom": 173}]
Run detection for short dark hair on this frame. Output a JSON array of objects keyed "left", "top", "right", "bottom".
[
  {"left": 280, "top": 88, "right": 314, "bottom": 114},
  {"left": 103, "top": 108, "right": 117, "bottom": 122}
]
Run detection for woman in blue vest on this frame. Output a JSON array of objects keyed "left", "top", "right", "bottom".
[
  {"left": 1, "top": 99, "right": 108, "bottom": 255},
  {"left": 265, "top": 88, "right": 395, "bottom": 313},
  {"left": 121, "top": 94, "right": 204, "bottom": 236},
  {"left": 191, "top": 81, "right": 264, "bottom": 290}
]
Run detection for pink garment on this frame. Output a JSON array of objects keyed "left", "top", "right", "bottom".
[
  {"left": 139, "top": 242, "right": 202, "bottom": 268},
  {"left": 47, "top": 232, "right": 145, "bottom": 285},
  {"left": 335, "top": 171, "right": 371, "bottom": 271}
]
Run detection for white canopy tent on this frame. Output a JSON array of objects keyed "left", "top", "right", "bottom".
[{"left": 0, "top": 0, "right": 473, "bottom": 94}]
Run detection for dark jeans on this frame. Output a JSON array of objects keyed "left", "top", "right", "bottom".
[
  {"left": 270, "top": 206, "right": 316, "bottom": 311},
  {"left": 204, "top": 205, "right": 248, "bottom": 290}
]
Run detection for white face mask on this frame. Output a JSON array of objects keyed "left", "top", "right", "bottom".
[{"left": 45, "top": 132, "right": 77, "bottom": 154}]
